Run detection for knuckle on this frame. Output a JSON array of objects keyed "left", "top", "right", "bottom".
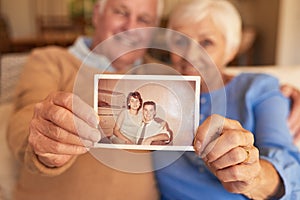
[
  {"left": 28, "top": 132, "right": 36, "bottom": 147},
  {"left": 33, "top": 102, "right": 44, "bottom": 114},
  {"left": 252, "top": 147, "right": 259, "bottom": 158},
  {"left": 52, "top": 126, "right": 64, "bottom": 141},
  {"left": 244, "top": 131, "right": 254, "bottom": 144},
  {"left": 49, "top": 141, "right": 61, "bottom": 153},
  {"left": 207, "top": 151, "right": 218, "bottom": 161},
  {"left": 230, "top": 148, "right": 245, "bottom": 162},
  {"left": 229, "top": 166, "right": 241, "bottom": 180},
  {"left": 249, "top": 133, "right": 254, "bottom": 144},
  {"left": 49, "top": 106, "right": 67, "bottom": 124},
  {"left": 52, "top": 155, "right": 70, "bottom": 167},
  {"left": 206, "top": 114, "right": 219, "bottom": 123},
  {"left": 210, "top": 114, "right": 219, "bottom": 119},
  {"left": 29, "top": 118, "right": 39, "bottom": 132},
  {"left": 29, "top": 123, "right": 41, "bottom": 146},
  {"left": 62, "top": 93, "right": 73, "bottom": 107},
  {"left": 227, "top": 133, "right": 239, "bottom": 146},
  {"left": 253, "top": 147, "right": 258, "bottom": 154},
  {"left": 210, "top": 114, "right": 223, "bottom": 123},
  {"left": 233, "top": 120, "right": 242, "bottom": 128},
  {"left": 28, "top": 132, "right": 44, "bottom": 154}
]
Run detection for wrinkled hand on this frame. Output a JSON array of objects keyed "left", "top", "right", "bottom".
[
  {"left": 29, "top": 92, "right": 100, "bottom": 167},
  {"left": 281, "top": 84, "right": 300, "bottom": 145},
  {"left": 193, "top": 114, "right": 261, "bottom": 196}
]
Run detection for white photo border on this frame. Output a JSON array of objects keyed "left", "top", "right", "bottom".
[{"left": 93, "top": 74, "right": 200, "bottom": 151}]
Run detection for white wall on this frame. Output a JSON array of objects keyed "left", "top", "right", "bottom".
[{"left": 276, "top": 0, "right": 300, "bottom": 66}]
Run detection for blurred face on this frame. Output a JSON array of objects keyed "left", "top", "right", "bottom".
[
  {"left": 92, "top": 0, "right": 159, "bottom": 71},
  {"left": 129, "top": 96, "right": 141, "bottom": 111},
  {"left": 143, "top": 104, "right": 156, "bottom": 123},
  {"left": 170, "top": 16, "right": 227, "bottom": 76}
]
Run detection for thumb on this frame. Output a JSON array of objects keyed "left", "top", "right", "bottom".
[{"left": 194, "top": 114, "right": 225, "bottom": 158}]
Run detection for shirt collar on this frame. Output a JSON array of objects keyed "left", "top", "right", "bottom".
[{"left": 68, "top": 36, "right": 143, "bottom": 72}]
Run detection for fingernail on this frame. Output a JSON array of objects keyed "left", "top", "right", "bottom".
[
  {"left": 82, "top": 139, "right": 94, "bottom": 148},
  {"left": 194, "top": 140, "right": 202, "bottom": 155},
  {"left": 195, "top": 140, "right": 201, "bottom": 149},
  {"left": 94, "top": 114, "right": 100, "bottom": 128},
  {"left": 88, "top": 113, "right": 99, "bottom": 128}
]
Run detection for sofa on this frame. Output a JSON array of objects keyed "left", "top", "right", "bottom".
[
  {"left": 0, "top": 53, "right": 28, "bottom": 200},
  {"left": 0, "top": 52, "right": 300, "bottom": 200}
]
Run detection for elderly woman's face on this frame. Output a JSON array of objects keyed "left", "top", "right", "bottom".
[{"left": 170, "top": 16, "right": 228, "bottom": 76}]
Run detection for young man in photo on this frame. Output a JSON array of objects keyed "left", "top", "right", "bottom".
[{"left": 136, "top": 101, "right": 172, "bottom": 145}]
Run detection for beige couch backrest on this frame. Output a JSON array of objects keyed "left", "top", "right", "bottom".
[{"left": 225, "top": 66, "right": 300, "bottom": 89}]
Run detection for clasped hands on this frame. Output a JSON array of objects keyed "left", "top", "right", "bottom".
[
  {"left": 193, "top": 114, "right": 263, "bottom": 197},
  {"left": 28, "top": 92, "right": 100, "bottom": 168},
  {"left": 28, "top": 92, "right": 283, "bottom": 198},
  {"left": 30, "top": 92, "right": 255, "bottom": 178}
]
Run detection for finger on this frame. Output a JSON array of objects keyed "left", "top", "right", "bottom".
[
  {"left": 205, "top": 129, "right": 254, "bottom": 163},
  {"left": 282, "top": 85, "right": 300, "bottom": 132},
  {"left": 294, "top": 132, "right": 300, "bottom": 145},
  {"left": 29, "top": 130, "right": 89, "bottom": 155},
  {"left": 51, "top": 92, "right": 99, "bottom": 128},
  {"left": 194, "top": 114, "right": 226, "bottom": 154},
  {"left": 36, "top": 101, "right": 100, "bottom": 142},
  {"left": 30, "top": 118, "right": 94, "bottom": 147},
  {"left": 37, "top": 153, "right": 73, "bottom": 167},
  {"left": 289, "top": 107, "right": 300, "bottom": 134},
  {"left": 197, "top": 137, "right": 218, "bottom": 159},
  {"left": 194, "top": 115, "right": 245, "bottom": 153},
  {"left": 216, "top": 162, "right": 260, "bottom": 183},
  {"left": 280, "top": 84, "right": 293, "bottom": 97},
  {"left": 209, "top": 146, "right": 258, "bottom": 170}
]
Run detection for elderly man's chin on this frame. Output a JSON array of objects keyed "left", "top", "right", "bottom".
[{"left": 111, "top": 50, "right": 147, "bottom": 72}]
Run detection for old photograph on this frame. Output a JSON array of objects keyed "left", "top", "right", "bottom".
[{"left": 94, "top": 74, "right": 200, "bottom": 151}]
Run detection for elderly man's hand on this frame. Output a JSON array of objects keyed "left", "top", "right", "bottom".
[
  {"left": 281, "top": 84, "right": 300, "bottom": 146},
  {"left": 28, "top": 92, "right": 100, "bottom": 167},
  {"left": 193, "top": 114, "right": 283, "bottom": 199}
]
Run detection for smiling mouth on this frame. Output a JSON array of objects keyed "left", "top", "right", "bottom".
[{"left": 114, "top": 34, "right": 139, "bottom": 47}]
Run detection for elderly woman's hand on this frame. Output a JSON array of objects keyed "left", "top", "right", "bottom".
[
  {"left": 28, "top": 92, "right": 100, "bottom": 167},
  {"left": 193, "top": 114, "right": 284, "bottom": 199},
  {"left": 281, "top": 84, "right": 300, "bottom": 146}
]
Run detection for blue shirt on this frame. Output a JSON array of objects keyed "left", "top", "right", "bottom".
[{"left": 154, "top": 73, "right": 300, "bottom": 200}]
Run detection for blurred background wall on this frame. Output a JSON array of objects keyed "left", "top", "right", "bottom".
[{"left": 1, "top": 0, "right": 300, "bottom": 66}]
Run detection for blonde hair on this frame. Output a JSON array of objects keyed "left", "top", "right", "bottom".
[
  {"left": 98, "top": 0, "right": 164, "bottom": 24},
  {"left": 168, "top": 0, "right": 242, "bottom": 58}
]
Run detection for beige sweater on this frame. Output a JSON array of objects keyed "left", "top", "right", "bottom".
[{"left": 7, "top": 46, "right": 159, "bottom": 200}]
